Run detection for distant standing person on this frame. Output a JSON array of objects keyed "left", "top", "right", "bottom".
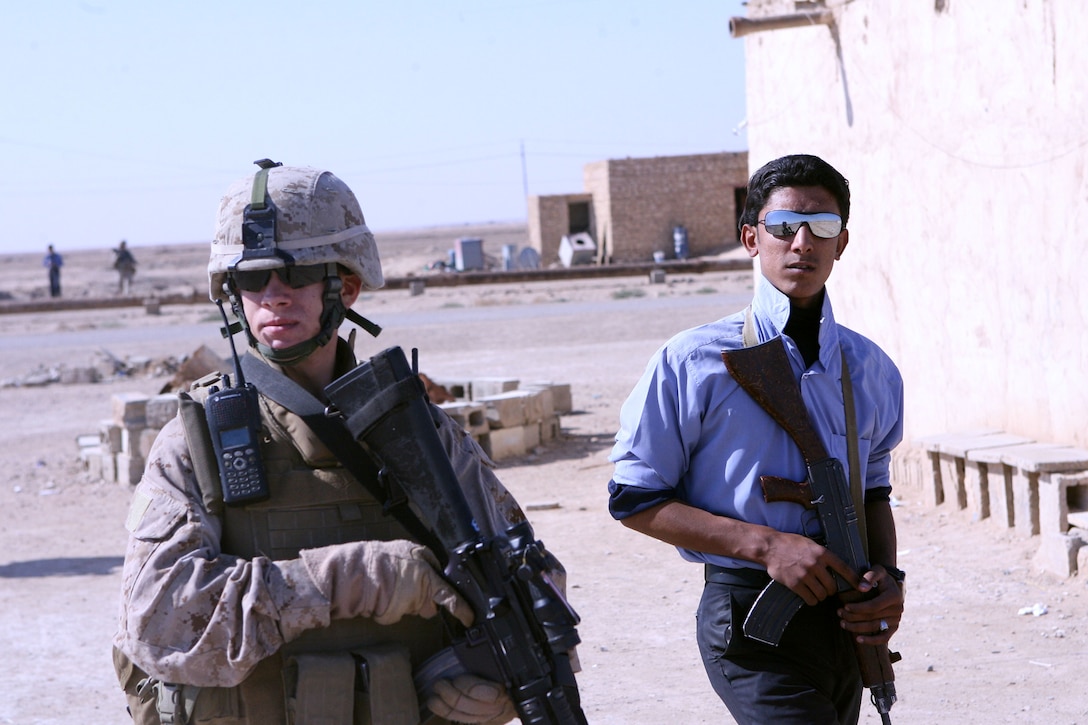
[
  {"left": 113, "top": 240, "right": 137, "bottom": 295},
  {"left": 43, "top": 244, "right": 63, "bottom": 297}
]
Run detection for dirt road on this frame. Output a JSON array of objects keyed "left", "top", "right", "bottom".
[{"left": 1, "top": 235, "right": 1085, "bottom": 724}]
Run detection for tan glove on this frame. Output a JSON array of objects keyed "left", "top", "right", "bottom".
[
  {"left": 299, "top": 539, "right": 474, "bottom": 626},
  {"left": 427, "top": 674, "right": 518, "bottom": 724}
]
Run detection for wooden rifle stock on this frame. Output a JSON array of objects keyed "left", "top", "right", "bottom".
[{"left": 722, "top": 339, "right": 898, "bottom": 721}]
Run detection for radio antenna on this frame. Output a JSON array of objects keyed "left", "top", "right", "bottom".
[{"left": 216, "top": 300, "right": 246, "bottom": 388}]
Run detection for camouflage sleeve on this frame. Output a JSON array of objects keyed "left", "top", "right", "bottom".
[{"left": 112, "top": 416, "right": 331, "bottom": 688}]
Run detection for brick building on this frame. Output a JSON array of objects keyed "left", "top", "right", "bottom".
[{"left": 528, "top": 151, "right": 749, "bottom": 266}]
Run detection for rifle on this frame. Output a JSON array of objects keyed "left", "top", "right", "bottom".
[
  {"left": 721, "top": 338, "right": 898, "bottom": 723},
  {"left": 325, "top": 346, "right": 587, "bottom": 725}
]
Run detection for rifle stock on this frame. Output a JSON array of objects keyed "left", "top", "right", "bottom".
[
  {"left": 325, "top": 346, "right": 587, "bottom": 725},
  {"left": 722, "top": 339, "right": 898, "bottom": 721}
]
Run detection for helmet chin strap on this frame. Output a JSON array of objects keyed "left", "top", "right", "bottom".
[{"left": 225, "top": 264, "right": 382, "bottom": 366}]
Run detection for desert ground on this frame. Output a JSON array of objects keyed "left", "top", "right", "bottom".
[{"left": 1, "top": 226, "right": 1086, "bottom": 724}]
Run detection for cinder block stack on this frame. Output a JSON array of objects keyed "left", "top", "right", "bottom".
[
  {"left": 437, "top": 377, "right": 572, "bottom": 461},
  {"left": 83, "top": 376, "right": 573, "bottom": 485},
  {"left": 82, "top": 392, "right": 179, "bottom": 487}
]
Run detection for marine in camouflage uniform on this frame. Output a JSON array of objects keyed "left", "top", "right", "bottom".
[{"left": 113, "top": 163, "right": 542, "bottom": 724}]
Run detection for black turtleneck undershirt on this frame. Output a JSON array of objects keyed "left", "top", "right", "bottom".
[{"left": 783, "top": 291, "right": 824, "bottom": 369}]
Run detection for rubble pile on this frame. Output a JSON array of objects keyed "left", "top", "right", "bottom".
[{"left": 0, "top": 347, "right": 219, "bottom": 390}]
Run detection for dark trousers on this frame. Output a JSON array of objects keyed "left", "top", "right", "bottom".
[
  {"left": 696, "top": 573, "right": 863, "bottom": 725},
  {"left": 48, "top": 268, "right": 61, "bottom": 297}
]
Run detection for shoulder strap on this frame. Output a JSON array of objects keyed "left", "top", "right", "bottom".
[
  {"left": 839, "top": 350, "right": 868, "bottom": 558},
  {"left": 240, "top": 355, "right": 442, "bottom": 552},
  {"left": 743, "top": 304, "right": 869, "bottom": 556},
  {"left": 178, "top": 390, "right": 225, "bottom": 515}
]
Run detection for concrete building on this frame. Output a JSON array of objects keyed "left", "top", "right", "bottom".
[
  {"left": 737, "top": 0, "right": 1088, "bottom": 571},
  {"left": 528, "top": 151, "right": 749, "bottom": 266}
]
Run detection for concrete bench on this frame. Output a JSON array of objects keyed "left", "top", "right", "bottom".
[
  {"left": 914, "top": 429, "right": 1022, "bottom": 511},
  {"left": 966, "top": 443, "right": 1088, "bottom": 537}
]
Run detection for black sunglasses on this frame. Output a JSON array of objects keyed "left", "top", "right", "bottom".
[{"left": 231, "top": 264, "right": 329, "bottom": 292}]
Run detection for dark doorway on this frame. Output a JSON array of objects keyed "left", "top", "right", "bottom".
[{"left": 568, "top": 201, "right": 591, "bottom": 234}]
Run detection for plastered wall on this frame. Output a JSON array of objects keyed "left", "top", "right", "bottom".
[{"left": 740, "top": 0, "right": 1088, "bottom": 460}]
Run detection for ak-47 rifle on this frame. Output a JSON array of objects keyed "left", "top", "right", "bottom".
[
  {"left": 721, "top": 338, "right": 898, "bottom": 724},
  {"left": 325, "top": 346, "right": 587, "bottom": 725}
]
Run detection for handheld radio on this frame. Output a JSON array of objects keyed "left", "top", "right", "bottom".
[{"left": 205, "top": 301, "right": 270, "bottom": 505}]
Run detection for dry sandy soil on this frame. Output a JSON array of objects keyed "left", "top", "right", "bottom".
[{"left": 1, "top": 226, "right": 1086, "bottom": 724}]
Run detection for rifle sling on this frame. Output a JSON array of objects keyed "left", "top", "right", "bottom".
[
  {"left": 240, "top": 354, "right": 443, "bottom": 553},
  {"left": 741, "top": 306, "right": 868, "bottom": 557}
]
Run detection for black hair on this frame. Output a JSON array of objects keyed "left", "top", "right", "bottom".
[{"left": 738, "top": 154, "right": 851, "bottom": 231}]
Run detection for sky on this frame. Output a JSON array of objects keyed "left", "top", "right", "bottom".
[{"left": 1, "top": 0, "right": 749, "bottom": 254}]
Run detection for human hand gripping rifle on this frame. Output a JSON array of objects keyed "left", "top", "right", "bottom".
[
  {"left": 324, "top": 346, "right": 588, "bottom": 725},
  {"left": 721, "top": 339, "right": 899, "bottom": 723}
]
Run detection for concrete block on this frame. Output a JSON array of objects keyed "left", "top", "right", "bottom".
[
  {"left": 440, "top": 402, "right": 489, "bottom": 437},
  {"left": 514, "top": 390, "right": 547, "bottom": 425},
  {"left": 76, "top": 434, "right": 100, "bottom": 451},
  {"left": 649, "top": 269, "right": 667, "bottom": 284},
  {"left": 1040, "top": 471, "right": 1088, "bottom": 535},
  {"left": 478, "top": 392, "right": 528, "bottom": 429},
  {"left": 146, "top": 394, "right": 180, "bottom": 429},
  {"left": 121, "top": 426, "right": 144, "bottom": 456},
  {"left": 100, "top": 419, "right": 123, "bottom": 455},
  {"left": 433, "top": 378, "right": 472, "bottom": 401},
  {"left": 540, "top": 415, "right": 561, "bottom": 442},
  {"left": 474, "top": 432, "right": 492, "bottom": 459},
  {"left": 1035, "top": 532, "right": 1082, "bottom": 578},
  {"left": 100, "top": 452, "right": 117, "bottom": 483},
  {"left": 527, "top": 382, "right": 572, "bottom": 414},
  {"left": 1078, "top": 544, "right": 1088, "bottom": 576},
  {"left": 518, "top": 385, "right": 555, "bottom": 420},
  {"left": 112, "top": 392, "right": 149, "bottom": 427},
  {"left": 522, "top": 422, "right": 541, "bottom": 451},
  {"left": 488, "top": 427, "right": 527, "bottom": 460},
  {"left": 86, "top": 450, "right": 104, "bottom": 479},
  {"left": 409, "top": 279, "right": 426, "bottom": 296},
  {"left": 78, "top": 442, "right": 102, "bottom": 465},
  {"left": 115, "top": 453, "right": 144, "bottom": 487},
  {"left": 471, "top": 377, "right": 520, "bottom": 400}
]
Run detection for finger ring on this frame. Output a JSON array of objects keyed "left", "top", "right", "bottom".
[{"left": 878, "top": 620, "right": 889, "bottom": 632}]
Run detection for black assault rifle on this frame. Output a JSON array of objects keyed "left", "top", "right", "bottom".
[
  {"left": 721, "top": 338, "right": 898, "bottom": 723},
  {"left": 325, "top": 346, "right": 587, "bottom": 725}
]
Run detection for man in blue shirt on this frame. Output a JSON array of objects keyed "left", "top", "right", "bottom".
[
  {"left": 43, "top": 244, "right": 63, "bottom": 298},
  {"left": 608, "top": 154, "right": 905, "bottom": 724}
]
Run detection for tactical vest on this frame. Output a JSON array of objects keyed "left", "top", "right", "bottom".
[{"left": 117, "top": 377, "right": 450, "bottom": 725}]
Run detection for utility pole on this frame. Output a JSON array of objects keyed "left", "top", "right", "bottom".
[{"left": 520, "top": 140, "right": 529, "bottom": 217}]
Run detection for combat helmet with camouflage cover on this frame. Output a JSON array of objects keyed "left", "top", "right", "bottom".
[{"left": 210, "top": 160, "right": 383, "bottom": 364}]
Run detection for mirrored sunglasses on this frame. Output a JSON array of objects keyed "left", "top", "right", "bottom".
[
  {"left": 759, "top": 210, "right": 843, "bottom": 239},
  {"left": 231, "top": 264, "right": 329, "bottom": 292}
]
